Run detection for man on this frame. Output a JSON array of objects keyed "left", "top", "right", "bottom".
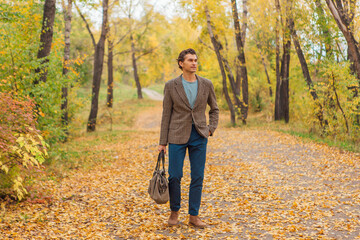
[{"left": 158, "top": 48, "right": 219, "bottom": 228}]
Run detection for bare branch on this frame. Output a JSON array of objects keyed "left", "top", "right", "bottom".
[
  {"left": 114, "top": 29, "right": 132, "bottom": 46},
  {"left": 331, "top": 72, "right": 350, "bottom": 133},
  {"left": 113, "top": 50, "right": 132, "bottom": 56},
  {"left": 198, "top": 37, "right": 214, "bottom": 51},
  {"left": 74, "top": 2, "right": 96, "bottom": 48},
  {"left": 135, "top": 47, "right": 157, "bottom": 60},
  {"left": 274, "top": 0, "right": 284, "bottom": 28}
]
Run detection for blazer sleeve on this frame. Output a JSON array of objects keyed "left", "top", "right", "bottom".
[
  {"left": 159, "top": 82, "right": 173, "bottom": 145},
  {"left": 207, "top": 81, "right": 219, "bottom": 136}
]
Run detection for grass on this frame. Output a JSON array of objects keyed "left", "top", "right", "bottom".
[
  {"left": 45, "top": 129, "right": 135, "bottom": 178},
  {"left": 146, "top": 83, "right": 164, "bottom": 94},
  {"left": 44, "top": 82, "right": 159, "bottom": 181},
  {"left": 277, "top": 129, "right": 360, "bottom": 153},
  {"left": 42, "top": 81, "right": 165, "bottom": 183},
  {"left": 70, "top": 82, "right": 157, "bottom": 135}
]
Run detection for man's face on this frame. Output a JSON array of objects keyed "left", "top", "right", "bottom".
[{"left": 180, "top": 54, "right": 198, "bottom": 73}]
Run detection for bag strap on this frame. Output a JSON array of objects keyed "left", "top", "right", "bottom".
[{"left": 155, "top": 150, "right": 165, "bottom": 171}]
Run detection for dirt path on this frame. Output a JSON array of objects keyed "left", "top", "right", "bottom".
[
  {"left": 1, "top": 107, "right": 359, "bottom": 239},
  {"left": 134, "top": 101, "right": 162, "bottom": 130},
  {"left": 142, "top": 88, "right": 163, "bottom": 101}
]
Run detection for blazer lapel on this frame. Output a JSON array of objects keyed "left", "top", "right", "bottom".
[
  {"left": 193, "top": 74, "right": 204, "bottom": 109},
  {"left": 175, "top": 75, "right": 191, "bottom": 109}
]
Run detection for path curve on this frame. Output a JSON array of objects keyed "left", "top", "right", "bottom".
[{"left": 142, "top": 88, "right": 163, "bottom": 101}]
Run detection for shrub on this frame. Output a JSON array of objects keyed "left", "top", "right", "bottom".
[{"left": 0, "top": 93, "right": 48, "bottom": 200}]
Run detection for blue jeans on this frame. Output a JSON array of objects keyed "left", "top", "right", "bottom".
[{"left": 168, "top": 125, "right": 208, "bottom": 216}]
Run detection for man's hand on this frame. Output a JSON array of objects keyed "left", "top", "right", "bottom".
[{"left": 158, "top": 145, "right": 167, "bottom": 153}]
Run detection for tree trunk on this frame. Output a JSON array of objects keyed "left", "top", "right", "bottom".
[
  {"left": 61, "top": 0, "right": 72, "bottom": 139},
  {"left": 276, "top": 0, "right": 292, "bottom": 123},
  {"left": 289, "top": 18, "right": 317, "bottom": 100},
  {"left": 34, "top": 0, "right": 56, "bottom": 85},
  {"left": 241, "top": 0, "right": 248, "bottom": 46},
  {"left": 205, "top": 5, "right": 236, "bottom": 125},
  {"left": 280, "top": 23, "right": 291, "bottom": 123},
  {"left": 274, "top": 0, "right": 282, "bottom": 120},
  {"left": 274, "top": 0, "right": 291, "bottom": 123},
  {"left": 331, "top": 73, "right": 350, "bottom": 134},
  {"left": 222, "top": 56, "right": 244, "bottom": 116},
  {"left": 130, "top": 34, "right": 143, "bottom": 99},
  {"left": 346, "top": 1, "right": 356, "bottom": 74},
  {"left": 87, "top": 0, "right": 109, "bottom": 132},
  {"left": 235, "top": 61, "right": 241, "bottom": 95},
  {"left": 198, "top": 37, "right": 242, "bottom": 119},
  {"left": 232, "top": 1, "right": 242, "bottom": 95},
  {"left": 107, "top": 38, "right": 114, "bottom": 107},
  {"left": 326, "top": 0, "right": 360, "bottom": 125},
  {"left": 325, "top": 0, "right": 360, "bottom": 80},
  {"left": 289, "top": 16, "right": 328, "bottom": 127},
  {"left": 231, "top": 0, "right": 248, "bottom": 124}
]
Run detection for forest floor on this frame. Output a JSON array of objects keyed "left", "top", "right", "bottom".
[{"left": 1, "top": 99, "right": 360, "bottom": 239}]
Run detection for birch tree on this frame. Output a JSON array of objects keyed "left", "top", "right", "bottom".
[{"left": 61, "top": 0, "right": 72, "bottom": 138}]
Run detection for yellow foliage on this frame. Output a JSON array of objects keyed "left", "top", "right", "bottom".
[
  {"left": 0, "top": 106, "right": 359, "bottom": 237},
  {"left": 3, "top": 131, "right": 49, "bottom": 200}
]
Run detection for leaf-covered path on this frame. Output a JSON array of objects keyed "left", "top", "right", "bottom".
[{"left": 1, "top": 109, "right": 360, "bottom": 239}]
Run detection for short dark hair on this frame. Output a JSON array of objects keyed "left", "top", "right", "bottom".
[{"left": 177, "top": 48, "right": 197, "bottom": 70}]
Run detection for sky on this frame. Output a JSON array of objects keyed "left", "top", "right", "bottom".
[
  {"left": 79, "top": 0, "right": 181, "bottom": 29},
  {"left": 148, "top": 0, "right": 179, "bottom": 19}
]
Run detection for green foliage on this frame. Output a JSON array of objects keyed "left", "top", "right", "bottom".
[
  {"left": 146, "top": 83, "right": 164, "bottom": 94},
  {"left": 312, "top": 60, "right": 360, "bottom": 140},
  {"left": 68, "top": 13, "right": 93, "bottom": 85},
  {"left": 0, "top": 1, "right": 84, "bottom": 144}
]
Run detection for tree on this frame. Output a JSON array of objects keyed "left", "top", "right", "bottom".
[
  {"left": 106, "top": 16, "right": 132, "bottom": 107},
  {"left": 325, "top": 0, "right": 360, "bottom": 80},
  {"left": 61, "top": 0, "right": 73, "bottom": 139},
  {"left": 275, "top": 0, "right": 281, "bottom": 120},
  {"left": 118, "top": 0, "right": 156, "bottom": 99},
  {"left": 231, "top": 0, "right": 249, "bottom": 124},
  {"left": 274, "top": 0, "right": 291, "bottom": 123},
  {"left": 34, "top": 0, "right": 57, "bottom": 85},
  {"left": 288, "top": 13, "right": 326, "bottom": 127},
  {"left": 130, "top": 32, "right": 143, "bottom": 99},
  {"left": 325, "top": 0, "right": 360, "bottom": 125},
  {"left": 106, "top": 2, "right": 117, "bottom": 108},
  {"left": 85, "top": 0, "right": 109, "bottom": 132},
  {"left": 205, "top": 5, "right": 236, "bottom": 125},
  {"left": 107, "top": 37, "right": 114, "bottom": 107},
  {"left": 241, "top": 0, "right": 248, "bottom": 46}
]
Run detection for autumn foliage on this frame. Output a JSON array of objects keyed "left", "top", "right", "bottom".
[{"left": 0, "top": 93, "right": 48, "bottom": 200}]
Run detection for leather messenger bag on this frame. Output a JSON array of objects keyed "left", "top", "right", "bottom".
[{"left": 148, "top": 150, "right": 169, "bottom": 204}]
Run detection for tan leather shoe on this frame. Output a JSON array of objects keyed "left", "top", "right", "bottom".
[
  {"left": 168, "top": 211, "right": 180, "bottom": 226},
  {"left": 189, "top": 215, "right": 207, "bottom": 228}
]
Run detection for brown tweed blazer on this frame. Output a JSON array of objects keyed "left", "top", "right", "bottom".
[{"left": 159, "top": 74, "right": 219, "bottom": 145}]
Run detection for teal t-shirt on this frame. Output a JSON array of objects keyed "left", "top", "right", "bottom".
[{"left": 182, "top": 76, "right": 198, "bottom": 109}]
